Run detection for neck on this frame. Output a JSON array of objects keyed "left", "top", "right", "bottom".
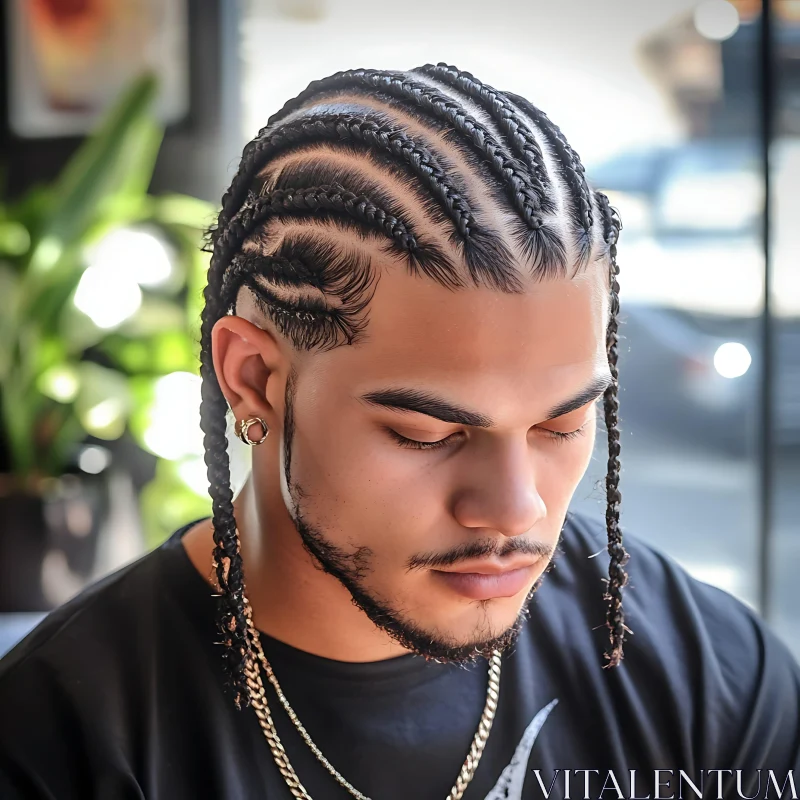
[{"left": 182, "top": 475, "right": 411, "bottom": 663}]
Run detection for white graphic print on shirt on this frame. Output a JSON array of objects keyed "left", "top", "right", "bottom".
[{"left": 484, "top": 699, "right": 559, "bottom": 799}]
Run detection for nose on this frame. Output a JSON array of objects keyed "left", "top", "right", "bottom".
[{"left": 450, "top": 436, "right": 547, "bottom": 538}]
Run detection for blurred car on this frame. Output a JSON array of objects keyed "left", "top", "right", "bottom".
[{"left": 589, "top": 138, "right": 800, "bottom": 455}]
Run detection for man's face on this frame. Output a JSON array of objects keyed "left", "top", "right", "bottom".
[{"left": 276, "top": 262, "right": 611, "bottom": 662}]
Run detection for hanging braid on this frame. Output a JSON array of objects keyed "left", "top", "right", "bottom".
[
  {"left": 595, "top": 190, "right": 630, "bottom": 668},
  {"left": 199, "top": 63, "right": 629, "bottom": 709},
  {"left": 199, "top": 265, "right": 253, "bottom": 709}
]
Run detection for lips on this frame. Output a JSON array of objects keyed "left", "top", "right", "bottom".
[{"left": 432, "top": 563, "right": 538, "bottom": 600}]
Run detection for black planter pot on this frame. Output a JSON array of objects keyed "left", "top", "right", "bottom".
[{"left": 0, "top": 473, "right": 109, "bottom": 612}]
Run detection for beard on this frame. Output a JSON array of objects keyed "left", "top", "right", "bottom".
[{"left": 281, "top": 368, "right": 560, "bottom": 665}]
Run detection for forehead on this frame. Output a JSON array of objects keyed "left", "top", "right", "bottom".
[{"left": 319, "top": 263, "right": 610, "bottom": 414}]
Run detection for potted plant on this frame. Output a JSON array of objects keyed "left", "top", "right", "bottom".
[{"left": 0, "top": 73, "right": 215, "bottom": 611}]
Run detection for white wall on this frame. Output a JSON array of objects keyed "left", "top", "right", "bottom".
[{"left": 239, "top": 0, "right": 700, "bottom": 167}]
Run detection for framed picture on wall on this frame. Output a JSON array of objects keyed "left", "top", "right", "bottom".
[{"left": 7, "top": 0, "right": 190, "bottom": 138}]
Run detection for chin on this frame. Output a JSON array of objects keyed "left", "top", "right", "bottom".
[
  {"left": 410, "top": 617, "right": 525, "bottom": 664},
  {"left": 443, "top": 597, "right": 528, "bottom": 637},
  {"left": 403, "top": 591, "right": 532, "bottom": 664}
]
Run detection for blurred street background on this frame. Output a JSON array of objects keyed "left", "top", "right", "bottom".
[{"left": 0, "top": 0, "right": 798, "bottom": 662}]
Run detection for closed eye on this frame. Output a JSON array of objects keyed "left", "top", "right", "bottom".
[
  {"left": 385, "top": 421, "right": 591, "bottom": 451},
  {"left": 542, "top": 425, "right": 589, "bottom": 444},
  {"left": 384, "top": 428, "right": 460, "bottom": 451}
]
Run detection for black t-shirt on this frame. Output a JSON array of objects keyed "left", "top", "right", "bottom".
[{"left": 1, "top": 511, "right": 799, "bottom": 800}]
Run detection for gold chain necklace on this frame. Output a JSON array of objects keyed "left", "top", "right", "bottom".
[{"left": 239, "top": 589, "right": 502, "bottom": 800}]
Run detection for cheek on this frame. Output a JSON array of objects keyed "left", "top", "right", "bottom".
[
  {"left": 536, "top": 415, "right": 598, "bottom": 503},
  {"left": 289, "top": 425, "right": 439, "bottom": 575},
  {"left": 287, "top": 401, "right": 434, "bottom": 531},
  {"left": 555, "top": 417, "right": 597, "bottom": 494}
]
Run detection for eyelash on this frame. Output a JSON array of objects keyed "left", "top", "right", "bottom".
[{"left": 385, "top": 424, "right": 589, "bottom": 451}]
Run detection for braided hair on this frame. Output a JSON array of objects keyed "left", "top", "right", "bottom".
[{"left": 200, "top": 63, "right": 629, "bottom": 710}]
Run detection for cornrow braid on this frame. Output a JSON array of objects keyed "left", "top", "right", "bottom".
[
  {"left": 506, "top": 92, "right": 595, "bottom": 268},
  {"left": 413, "top": 63, "right": 554, "bottom": 214},
  {"left": 248, "top": 183, "right": 497, "bottom": 291},
  {"left": 594, "top": 190, "right": 630, "bottom": 668},
  {"left": 222, "top": 254, "right": 323, "bottom": 301},
  {"left": 199, "top": 63, "right": 629, "bottom": 711},
  {"left": 267, "top": 69, "right": 547, "bottom": 234},
  {"left": 410, "top": 62, "right": 577, "bottom": 277},
  {"left": 225, "top": 238, "right": 379, "bottom": 353},
  {"left": 506, "top": 92, "right": 593, "bottom": 231},
  {"left": 211, "top": 111, "right": 520, "bottom": 289},
  {"left": 257, "top": 184, "right": 415, "bottom": 248},
  {"left": 225, "top": 112, "right": 478, "bottom": 241}
]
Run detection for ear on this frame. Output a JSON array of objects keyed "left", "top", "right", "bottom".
[{"left": 211, "top": 315, "right": 283, "bottom": 429}]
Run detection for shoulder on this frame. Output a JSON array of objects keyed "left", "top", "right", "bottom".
[
  {"left": 0, "top": 548, "right": 165, "bottom": 797},
  {"left": 555, "top": 511, "right": 800, "bottom": 767},
  {"left": 560, "top": 510, "right": 797, "bottom": 673},
  {"left": 0, "top": 547, "right": 161, "bottom": 689}
]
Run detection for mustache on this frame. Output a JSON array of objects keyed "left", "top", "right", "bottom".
[{"left": 405, "top": 536, "right": 555, "bottom": 572}]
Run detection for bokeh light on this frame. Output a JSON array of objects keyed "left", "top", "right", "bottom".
[
  {"left": 73, "top": 265, "right": 142, "bottom": 329},
  {"left": 86, "top": 228, "right": 173, "bottom": 288},
  {"left": 78, "top": 445, "right": 112, "bottom": 474},
  {"left": 694, "top": 0, "right": 741, "bottom": 41},
  {"left": 38, "top": 365, "right": 80, "bottom": 403},
  {"left": 714, "top": 342, "right": 752, "bottom": 379},
  {"left": 143, "top": 371, "right": 204, "bottom": 461}
]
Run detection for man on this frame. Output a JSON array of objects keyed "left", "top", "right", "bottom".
[{"left": 1, "top": 63, "right": 799, "bottom": 800}]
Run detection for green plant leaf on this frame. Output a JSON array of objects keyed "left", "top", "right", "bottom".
[
  {"left": 7, "top": 185, "right": 54, "bottom": 244},
  {"left": 27, "top": 251, "right": 86, "bottom": 339},
  {"left": 44, "top": 412, "right": 85, "bottom": 476},
  {"left": 0, "top": 372, "right": 34, "bottom": 477},
  {"left": 0, "top": 71, "right": 213, "bottom": 481},
  {"left": 115, "top": 119, "right": 164, "bottom": 199},
  {"left": 117, "top": 294, "right": 185, "bottom": 337},
  {"left": 58, "top": 301, "right": 110, "bottom": 355},
  {"left": 127, "top": 374, "right": 157, "bottom": 447},
  {"left": 30, "top": 73, "right": 161, "bottom": 270},
  {"left": 100, "top": 330, "right": 196, "bottom": 376},
  {"left": 0, "top": 264, "right": 20, "bottom": 381},
  {"left": 37, "top": 361, "right": 79, "bottom": 403},
  {"left": 151, "top": 193, "right": 216, "bottom": 229},
  {"left": 0, "top": 220, "right": 31, "bottom": 257},
  {"left": 74, "top": 362, "right": 133, "bottom": 440},
  {"left": 186, "top": 243, "right": 211, "bottom": 350},
  {"left": 82, "top": 195, "right": 153, "bottom": 236}
]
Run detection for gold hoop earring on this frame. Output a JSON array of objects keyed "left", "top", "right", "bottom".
[{"left": 236, "top": 417, "right": 269, "bottom": 446}]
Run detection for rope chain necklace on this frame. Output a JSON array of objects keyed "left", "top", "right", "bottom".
[{"left": 233, "top": 567, "right": 503, "bottom": 800}]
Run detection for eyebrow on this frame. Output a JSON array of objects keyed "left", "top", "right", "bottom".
[{"left": 358, "top": 373, "right": 614, "bottom": 428}]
